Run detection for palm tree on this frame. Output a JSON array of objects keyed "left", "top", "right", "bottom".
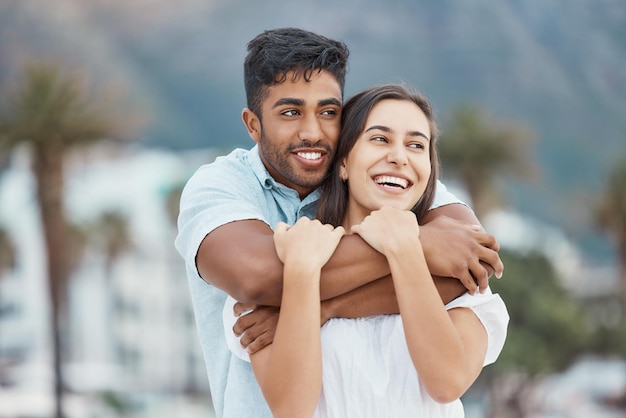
[
  {"left": 596, "top": 157, "right": 626, "bottom": 299},
  {"left": 0, "top": 63, "right": 133, "bottom": 418},
  {"left": 0, "top": 225, "right": 17, "bottom": 368},
  {"left": 87, "top": 209, "right": 133, "bottom": 389},
  {"left": 0, "top": 226, "right": 16, "bottom": 277},
  {"left": 89, "top": 210, "right": 133, "bottom": 279},
  {"left": 164, "top": 182, "right": 203, "bottom": 394},
  {"left": 438, "top": 105, "right": 537, "bottom": 220}
]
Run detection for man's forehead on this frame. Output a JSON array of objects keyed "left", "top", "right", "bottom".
[{"left": 264, "top": 73, "right": 342, "bottom": 108}]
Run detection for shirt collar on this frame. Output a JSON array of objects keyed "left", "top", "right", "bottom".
[{"left": 247, "top": 145, "right": 322, "bottom": 204}]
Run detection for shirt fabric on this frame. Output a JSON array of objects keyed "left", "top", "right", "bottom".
[
  {"left": 175, "top": 145, "right": 467, "bottom": 418},
  {"left": 223, "top": 290, "right": 508, "bottom": 418}
]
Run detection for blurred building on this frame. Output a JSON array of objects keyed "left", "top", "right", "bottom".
[{"left": 0, "top": 146, "right": 214, "bottom": 417}]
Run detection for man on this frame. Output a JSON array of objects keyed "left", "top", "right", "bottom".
[{"left": 175, "top": 27, "right": 503, "bottom": 418}]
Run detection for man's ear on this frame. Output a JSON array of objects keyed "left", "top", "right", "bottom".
[{"left": 242, "top": 108, "right": 261, "bottom": 144}]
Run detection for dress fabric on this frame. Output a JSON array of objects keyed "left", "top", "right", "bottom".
[{"left": 223, "top": 290, "right": 509, "bottom": 418}]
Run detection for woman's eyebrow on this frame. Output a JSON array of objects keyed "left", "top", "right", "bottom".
[{"left": 365, "top": 125, "right": 430, "bottom": 141}]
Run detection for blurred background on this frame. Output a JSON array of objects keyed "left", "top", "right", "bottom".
[{"left": 0, "top": 0, "right": 625, "bottom": 417}]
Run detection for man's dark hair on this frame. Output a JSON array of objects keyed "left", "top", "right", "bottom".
[{"left": 244, "top": 28, "right": 350, "bottom": 117}]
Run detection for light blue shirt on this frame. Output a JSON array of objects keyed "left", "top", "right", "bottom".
[{"left": 175, "top": 145, "right": 463, "bottom": 418}]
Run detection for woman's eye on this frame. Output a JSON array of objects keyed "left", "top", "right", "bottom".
[
  {"left": 408, "top": 142, "right": 424, "bottom": 149},
  {"left": 372, "top": 136, "right": 387, "bottom": 143}
]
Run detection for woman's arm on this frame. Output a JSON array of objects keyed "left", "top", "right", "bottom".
[
  {"left": 248, "top": 219, "right": 344, "bottom": 418},
  {"left": 388, "top": 244, "right": 487, "bottom": 403},
  {"left": 352, "top": 207, "right": 488, "bottom": 403}
]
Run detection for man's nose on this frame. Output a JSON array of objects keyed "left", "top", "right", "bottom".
[{"left": 298, "top": 114, "right": 324, "bottom": 142}]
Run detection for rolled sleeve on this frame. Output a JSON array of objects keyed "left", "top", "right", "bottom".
[
  {"left": 175, "top": 160, "right": 268, "bottom": 277},
  {"left": 445, "top": 289, "right": 510, "bottom": 366}
]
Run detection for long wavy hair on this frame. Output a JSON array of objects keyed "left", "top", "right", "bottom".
[{"left": 316, "top": 84, "right": 440, "bottom": 227}]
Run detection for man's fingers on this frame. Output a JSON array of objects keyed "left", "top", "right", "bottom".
[
  {"left": 240, "top": 326, "right": 266, "bottom": 347},
  {"left": 233, "top": 312, "right": 255, "bottom": 336},
  {"left": 233, "top": 302, "right": 257, "bottom": 317},
  {"left": 469, "top": 260, "right": 490, "bottom": 293},
  {"left": 477, "top": 245, "right": 504, "bottom": 279},
  {"left": 458, "top": 270, "right": 479, "bottom": 295},
  {"left": 476, "top": 230, "right": 500, "bottom": 252},
  {"left": 245, "top": 331, "right": 274, "bottom": 355},
  {"left": 233, "top": 305, "right": 279, "bottom": 349}
]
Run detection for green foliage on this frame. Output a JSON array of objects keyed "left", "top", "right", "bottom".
[
  {"left": 163, "top": 183, "right": 186, "bottom": 228},
  {"left": 100, "top": 391, "right": 135, "bottom": 415},
  {"left": 0, "top": 64, "right": 125, "bottom": 152},
  {"left": 88, "top": 210, "right": 133, "bottom": 265},
  {"left": 0, "top": 224, "right": 16, "bottom": 275},
  {"left": 438, "top": 105, "right": 536, "bottom": 219},
  {"left": 488, "top": 249, "right": 593, "bottom": 376}
]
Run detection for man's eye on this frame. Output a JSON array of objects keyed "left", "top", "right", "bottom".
[
  {"left": 321, "top": 109, "right": 337, "bottom": 116},
  {"left": 282, "top": 110, "right": 299, "bottom": 116}
]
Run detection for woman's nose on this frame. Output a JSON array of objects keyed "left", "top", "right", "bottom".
[{"left": 387, "top": 146, "right": 408, "bottom": 165}]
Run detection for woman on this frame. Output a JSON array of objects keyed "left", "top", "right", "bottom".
[{"left": 224, "top": 84, "right": 509, "bottom": 417}]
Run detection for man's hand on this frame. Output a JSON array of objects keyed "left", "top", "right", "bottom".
[
  {"left": 420, "top": 214, "right": 503, "bottom": 294},
  {"left": 233, "top": 302, "right": 279, "bottom": 355}
]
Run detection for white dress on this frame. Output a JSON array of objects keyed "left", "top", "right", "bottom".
[{"left": 223, "top": 289, "right": 509, "bottom": 418}]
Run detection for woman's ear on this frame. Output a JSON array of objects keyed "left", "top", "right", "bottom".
[
  {"left": 339, "top": 160, "right": 348, "bottom": 181},
  {"left": 242, "top": 108, "right": 261, "bottom": 143}
]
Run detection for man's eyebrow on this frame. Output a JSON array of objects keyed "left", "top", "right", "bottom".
[
  {"left": 319, "top": 98, "right": 341, "bottom": 107},
  {"left": 272, "top": 97, "right": 341, "bottom": 108},
  {"left": 273, "top": 98, "right": 304, "bottom": 108},
  {"left": 365, "top": 125, "right": 430, "bottom": 141}
]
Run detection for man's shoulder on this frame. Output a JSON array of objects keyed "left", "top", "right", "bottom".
[
  {"left": 207, "top": 147, "right": 253, "bottom": 170},
  {"left": 182, "top": 146, "right": 268, "bottom": 202},
  {"left": 191, "top": 147, "right": 257, "bottom": 182}
]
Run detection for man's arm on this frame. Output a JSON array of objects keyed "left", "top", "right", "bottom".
[
  {"left": 197, "top": 219, "right": 390, "bottom": 306},
  {"left": 236, "top": 275, "right": 473, "bottom": 355},
  {"left": 198, "top": 203, "right": 502, "bottom": 307},
  {"left": 321, "top": 275, "right": 463, "bottom": 320},
  {"left": 231, "top": 203, "right": 503, "bottom": 353},
  {"left": 420, "top": 203, "right": 503, "bottom": 293}
]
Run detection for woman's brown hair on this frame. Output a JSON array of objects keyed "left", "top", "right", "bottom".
[{"left": 316, "top": 84, "right": 440, "bottom": 226}]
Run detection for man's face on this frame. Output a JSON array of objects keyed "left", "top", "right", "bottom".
[{"left": 244, "top": 70, "right": 342, "bottom": 198}]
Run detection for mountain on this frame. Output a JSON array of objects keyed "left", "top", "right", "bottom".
[{"left": 1, "top": 0, "right": 625, "bottom": 265}]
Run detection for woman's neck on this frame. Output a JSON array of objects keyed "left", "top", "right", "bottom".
[{"left": 341, "top": 206, "right": 368, "bottom": 232}]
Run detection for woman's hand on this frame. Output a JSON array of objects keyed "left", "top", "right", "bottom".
[
  {"left": 351, "top": 207, "right": 420, "bottom": 256},
  {"left": 274, "top": 218, "right": 345, "bottom": 273}
]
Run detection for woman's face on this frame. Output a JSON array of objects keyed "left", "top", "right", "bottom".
[{"left": 340, "top": 99, "right": 432, "bottom": 227}]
